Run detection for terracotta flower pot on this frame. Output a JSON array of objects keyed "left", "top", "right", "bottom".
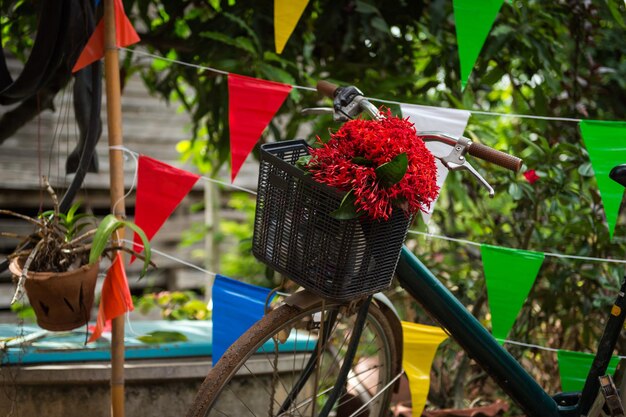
[{"left": 9, "top": 258, "right": 99, "bottom": 331}]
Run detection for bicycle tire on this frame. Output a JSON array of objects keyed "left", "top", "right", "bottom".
[{"left": 187, "top": 299, "right": 399, "bottom": 417}]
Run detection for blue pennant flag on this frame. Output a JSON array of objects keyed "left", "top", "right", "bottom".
[{"left": 212, "top": 275, "right": 272, "bottom": 364}]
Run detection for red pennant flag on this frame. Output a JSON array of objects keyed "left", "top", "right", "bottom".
[
  {"left": 228, "top": 74, "right": 292, "bottom": 181},
  {"left": 88, "top": 253, "right": 133, "bottom": 343},
  {"left": 131, "top": 156, "right": 200, "bottom": 261},
  {"left": 72, "top": 0, "right": 140, "bottom": 73}
]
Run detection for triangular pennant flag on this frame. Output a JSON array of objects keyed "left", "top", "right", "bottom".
[
  {"left": 400, "top": 104, "right": 471, "bottom": 225},
  {"left": 557, "top": 350, "right": 620, "bottom": 392},
  {"left": 453, "top": 0, "right": 505, "bottom": 90},
  {"left": 212, "top": 275, "right": 272, "bottom": 364},
  {"left": 481, "top": 244, "right": 544, "bottom": 341},
  {"left": 274, "top": 0, "right": 310, "bottom": 54},
  {"left": 72, "top": 0, "right": 140, "bottom": 73},
  {"left": 401, "top": 321, "right": 448, "bottom": 416},
  {"left": 88, "top": 253, "right": 133, "bottom": 343},
  {"left": 132, "top": 156, "right": 200, "bottom": 261},
  {"left": 228, "top": 74, "right": 292, "bottom": 181},
  {"left": 579, "top": 120, "right": 626, "bottom": 240}
]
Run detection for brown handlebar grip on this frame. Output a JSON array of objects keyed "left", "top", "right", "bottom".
[
  {"left": 468, "top": 142, "right": 523, "bottom": 172},
  {"left": 317, "top": 80, "right": 339, "bottom": 99}
]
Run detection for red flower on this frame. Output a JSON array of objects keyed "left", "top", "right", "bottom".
[
  {"left": 523, "top": 169, "right": 540, "bottom": 184},
  {"left": 306, "top": 111, "right": 439, "bottom": 220}
]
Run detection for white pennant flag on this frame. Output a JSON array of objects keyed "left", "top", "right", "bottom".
[{"left": 400, "top": 104, "right": 471, "bottom": 225}]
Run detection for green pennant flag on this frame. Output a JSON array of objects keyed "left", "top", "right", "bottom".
[
  {"left": 453, "top": 0, "right": 505, "bottom": 90},
  {"left": 557, "top": 350, "right": 620, "bottom": 392},
  {"left": 481, "top": 244, "right": 544, "bottom": 341},
  {"left": 579, "top": 120, "right": 626, "bottom": 240}
]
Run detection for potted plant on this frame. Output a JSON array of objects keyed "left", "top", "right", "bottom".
[{"left": 2, "top": 177, "right": 152, "bottom": 331}]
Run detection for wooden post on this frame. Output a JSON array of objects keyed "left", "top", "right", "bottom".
[
  {"left": 203, "top": 181, "right": 220, "bottom": 304},
  {"left": 103, "top": 0, "right": 126, "bottom": 416}
]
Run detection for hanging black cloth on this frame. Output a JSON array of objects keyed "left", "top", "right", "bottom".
[
  {"left": 1, "top": 0, "right": 77, "bottom": 104},
  {"left": 0, "top": 0, "right": 103, "bottom": 274}
]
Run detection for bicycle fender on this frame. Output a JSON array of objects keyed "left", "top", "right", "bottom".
[{"left": 372, "top": 292, "right": 400, "bottom": 319}]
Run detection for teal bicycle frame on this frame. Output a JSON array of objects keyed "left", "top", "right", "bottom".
[{"left": 396, "top": 246, "right": 623, "bottom": 417}]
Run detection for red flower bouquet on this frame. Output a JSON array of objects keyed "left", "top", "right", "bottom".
[{"left": 303, "top": 113, "right": 439, "bottom": 221}]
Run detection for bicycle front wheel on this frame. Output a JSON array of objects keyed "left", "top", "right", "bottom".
[{"left": 188, "top": 298, "right": 400, "bottom": 417}]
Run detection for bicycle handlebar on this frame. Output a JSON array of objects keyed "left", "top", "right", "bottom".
[
  {"left": 468, "top": 142, "right": 522, "bottom": 172},
  {"left": 317, "top": 80, "right": 339, "bottom": 98},
  {"left": 315, "top": 80, "right": 522, "bottom": 173}
]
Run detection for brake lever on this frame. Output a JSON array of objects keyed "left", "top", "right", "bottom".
[{"left": 440, "top": 137, "right": 495, "bottom": 198}]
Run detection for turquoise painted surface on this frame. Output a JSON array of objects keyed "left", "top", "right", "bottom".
[{"left": 0, "top": 320, "right": 313, "bottom": 364}]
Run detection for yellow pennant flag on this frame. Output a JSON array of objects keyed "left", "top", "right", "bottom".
[
  {"left": 401, "top": 321, "right": 448, "bottom": 416},
  {"left": 274, "top": 0, "right": 310, "bottom": 54}
]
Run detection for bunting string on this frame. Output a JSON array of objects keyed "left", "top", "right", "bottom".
[
  {"left": 120, "top": 47, "right": 589, "bottom": 124},
  {"left": 109, "top": 145, "right": 139, "bottom": 214},
  {"left": 408, "top": 230, "right": 626, "bottom": 265},
  {"left": 374, "top": 97, "right": 582, "bottom": 123},
  {"left": 121, "top": 48, "right": 230, "bottom": 76},
  {"left": 111, "top": 146, "right": 258, "bottom": 195},
  {"left": 121, "top": 48, "right": 315, "bottom": 91},
  {"left": 123, "top": 238, "right": 217, "bottom": 277}
]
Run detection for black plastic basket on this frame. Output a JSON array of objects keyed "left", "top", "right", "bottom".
[{"left": 252, "top": 140, "right": 413, "bottom": 301}]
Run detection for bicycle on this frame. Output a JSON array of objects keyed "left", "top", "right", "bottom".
[{"left": 187, "top": 81, "right": 626, "bottom": 417}]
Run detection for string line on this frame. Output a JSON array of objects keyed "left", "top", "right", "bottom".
[
  {"left": 110, "top": 145, "right": 257, "bottom": 195},
  {"left": 109, "top": 145, "right": 139, "bottom": 215},
  {"left": 120, "top": 48, "right": 317, "bottom": 92},
  {"left": 372, "top": 97, "right": 582, "bottom": 122},
  {"left": 120, "top": 47, "right": 585, "bottom": 123},
  {"left": 499, "top": 338, "right": 626, "bottom": 359},
  {"left": 122, "top": 238, "right": 217, "bottom": 277},
  {"left": 408, "top": 230, "right": 626, "bottom": 264}
]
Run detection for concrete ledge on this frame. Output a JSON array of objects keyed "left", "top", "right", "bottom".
[
  {"left": 0, "top": 353, "right": 311, "bottom": 417},
  {"left": 0, "top": 357, "right": 212, "bottom": 385}
]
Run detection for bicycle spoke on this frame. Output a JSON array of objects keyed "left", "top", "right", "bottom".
[
  {"left": 192, "top": 302, "right": 397, "bottom": 417},
  {"left": 347, "top": 372, "right": 404, "bottom": 417}
]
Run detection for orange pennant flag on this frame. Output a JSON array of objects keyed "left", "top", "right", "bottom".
[
  {"left": 72, "top": 0, "right": 140, "bottom": 73},
  {"left": 88, "top": 252, "right": 134, "bottom": 343}
]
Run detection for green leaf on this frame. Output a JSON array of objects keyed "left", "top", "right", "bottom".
[
  {"left": 296, "top": 155, "right": 312, "bottom": 170},
  {"left": 371, "top": 17, "right": 389, "bottom": 33},
  {"left": 578, "top": 162, "right": 594, "bottom": 177},
  {"left": 66, "top": 201, "right": 81, "bottom": 222},
  {"left": 481, "top": 65, "right": 506, "bottom": 86},
  {"left": 199, "top": 31, "right": 258, "bottom": 56},
  {"left": 352, "top": 157, "right": 374, "bottom": 166},
  {"left": 508, "top": 183, "right": 523, "bottom": 200},
  {"left": 355, "top": 1, "right": 379, "bottom": 14},
  {"left": 89, "top": 215, "right": 120, "bottom": 265},
  {"left": 122, "top": 222, "right": 152, "bottom": 278},
  {"left": 607, "top": 0, "right": 626, "bottom": 29},
  {"left": 222, "top": 12, "right": 261, "bottom": 52},
  {"left": 89, "top": 215, "right": 152, "bottom": 278},
  {"left": 233, "top": 36, "right": 256, "bottom": 55},
  {"left": 331, "top": 190, "right": 359, "bottom": 220},
  {"left": 137, "top": 331, "right": 188, "bottom": 344},
  {"left": 375, "top": 153, "right": 408, "bottom": 186}
]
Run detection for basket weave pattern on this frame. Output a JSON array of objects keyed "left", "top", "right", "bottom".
[{"left": 252, "top": 140, "right": 412, "bottom": 301}]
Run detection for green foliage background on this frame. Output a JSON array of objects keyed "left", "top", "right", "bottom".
[{"left": 3, "top": 0, "right": 626, "bottom": 410}]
